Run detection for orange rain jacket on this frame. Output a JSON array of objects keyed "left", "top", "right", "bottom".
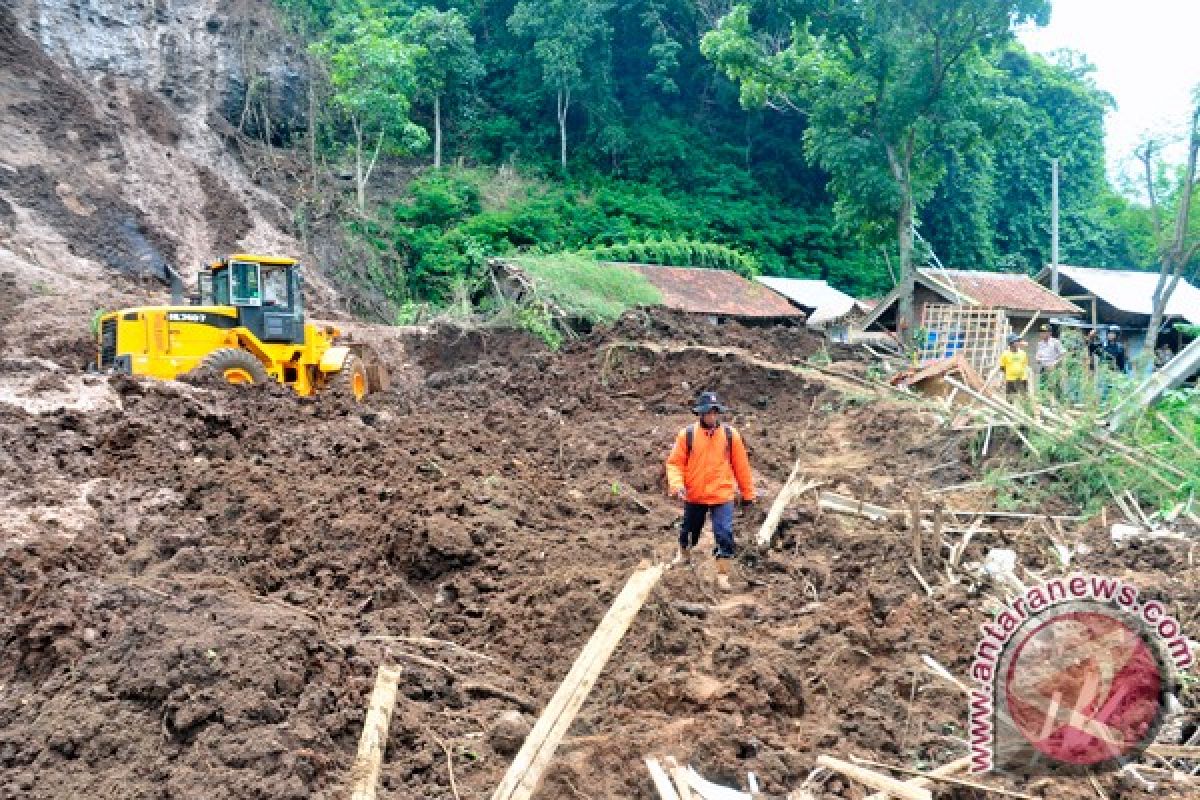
[{"left": 665, "top": 424, "right": 756, "bottom": 505}]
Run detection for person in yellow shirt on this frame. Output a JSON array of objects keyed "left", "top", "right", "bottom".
[{"left": 998, "top": 334, "right": 1029, "bottom": 397}]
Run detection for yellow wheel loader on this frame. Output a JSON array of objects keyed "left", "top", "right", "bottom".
[{"left": 94, "top": 254, "right": 386, "bottom": 400}]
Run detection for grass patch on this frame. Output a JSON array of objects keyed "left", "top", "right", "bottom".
[{"left": 514, "top": 254, "right": 663, "bottom": 326}]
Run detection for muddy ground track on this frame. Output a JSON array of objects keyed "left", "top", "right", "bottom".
[{"left": 1, "top": 313, "right": 1197, "bottom": 799}]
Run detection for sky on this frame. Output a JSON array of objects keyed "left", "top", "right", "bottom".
[{"left": 1016, "top": 0, "right": 1200, "bottom": 188}]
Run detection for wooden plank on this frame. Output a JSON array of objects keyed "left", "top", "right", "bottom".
[
  {"left": 849, "top": 756, "right": 1035, "bottom": 799},
  {"left": 864, "top": 756, "right": 971, "bottom": 800},
  {"left": 492, "top": 565, "right": 665, "bottom": 800},
  {"left": 665, "top": 757, "right": 694, "bottom": 800},
  {"left": 815, "top": 756, "right": 931, "bottom": 800},
  {"left": 348, "top": 664, "right": 403, "bottom": 800},
  {"left": 818, "top": 492, "right": 897, "bottom": 522},
  {"left": 646, "top": 757, "right": 681, "bottom": 800}
]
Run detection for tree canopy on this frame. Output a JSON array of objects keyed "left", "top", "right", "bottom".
[{"left": 274, "top": 0, "right": 1176, "bottom": 320}]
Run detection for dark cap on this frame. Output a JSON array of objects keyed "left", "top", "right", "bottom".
[{"left": 692, "top": 391, "right": 727, "bottom": 414}]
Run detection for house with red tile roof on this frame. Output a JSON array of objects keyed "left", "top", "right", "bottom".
[
  {"left": 858, "top": 268, "right": 1083, "bottom": 336},
  {"left": 622, "top": 263, "right": 804, "bottom": 321}
]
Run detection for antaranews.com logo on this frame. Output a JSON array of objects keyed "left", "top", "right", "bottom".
[{"left": 969, "top": 573, "right": 1193, "bottom": 774}]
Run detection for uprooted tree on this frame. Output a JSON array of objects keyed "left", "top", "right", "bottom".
[
  {"left": 1137, "top": 88, "right": 1200, "bottom": 358},
  {"left": 701, "top": 0, "right": 1049, "bottom": 334}
]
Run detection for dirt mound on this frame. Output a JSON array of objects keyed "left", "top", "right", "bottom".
[
  {"left": 1, "top": 314, "right": 1194, "bottom": 799},
  {"left": 599, "top": 307, "right": 829, "bottom": 364}
]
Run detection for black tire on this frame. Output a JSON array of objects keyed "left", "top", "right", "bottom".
[
  {"left": 197, "top": 348, "right": 269, "bottom": 386},
  {"left": 336, "top": 353, "right": 371, "bottom": 401}
]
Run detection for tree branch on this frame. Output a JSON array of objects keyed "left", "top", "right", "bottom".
[
  {"left": 363, "top": 129, "right": 385, "bottom": 195},
  {"left": 1139, "top": 142, "right": 1163, "bottom": 237}
]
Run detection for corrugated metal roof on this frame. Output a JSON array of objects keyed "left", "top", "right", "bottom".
[
  {"left": 622, "top": 264, "right": 805, "bottom": 318},
  {"left": 1045, "top": 266, "right": 1200, "bottom": 325},
  {"left": 754, "top": 277, "right": 867, "bottom": 326},
  {"left": 920, "top": 269, "right": 1082, "bottom": 314}
]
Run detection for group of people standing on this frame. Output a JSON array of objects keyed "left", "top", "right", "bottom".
[{"left": 998, "top": 323, "right": 1130, "bottom": 399}]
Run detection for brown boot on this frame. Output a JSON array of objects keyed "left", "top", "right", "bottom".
[
  {"left": 715, "top": 559, "right": 731, "bottom": 591},
  {"left": 671, "top": 546, "right": 691, "bottom": 567}
]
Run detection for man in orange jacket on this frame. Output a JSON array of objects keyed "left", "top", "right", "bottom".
[{"left": 665, "top": 391, "right": 756, "bottom": 590}]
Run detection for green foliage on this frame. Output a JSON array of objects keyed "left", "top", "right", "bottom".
[
  {"left": 272, "top": 0, "right": 1162, "bottom": 322},
  {"left": 311, "top": 10, "right": 426, "bottom": 154},
  {"left": 356, "top": 167, "right": 891, "bottom": 306},
  {"left": 702, "top": 0, "right": 1050, "bottom": 265},
  {"left": 515, "top": 254, "right": 664, "bottom": 325},
  {"left": 508, "top": 0, "right": 615, "bottom": 167},
  {"left": 403, "top": 8, "right": 481, "bottom": 103},
  {"left": 580, "top": 239, "right": 760, "bottom": 277},
  {"left": 509, "top": 304, "right": 564, "bottom": 349}
]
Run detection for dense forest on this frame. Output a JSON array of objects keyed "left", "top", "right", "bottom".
[{"left": 265, "top": 0, "right": 1188, "bottom": 320}]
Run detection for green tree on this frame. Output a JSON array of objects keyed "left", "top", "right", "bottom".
[
  {"left": 702, "top": 0, "right": 1048, "bottom": 330},
  {"left": 404, "top": 8, "right": 482, "bottom": 169},
  {"left": 313, "top": 9, "right": 428, "bottom": 212},
  {"left": 508, "top": 0, "right": 614, "bottom": 171}
]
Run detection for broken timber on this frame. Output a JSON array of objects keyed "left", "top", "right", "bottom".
[
  {"left": 756, "top": 458, "right": 817, "bottom": 549},
  {"left": 492, "top": 564, "right": 665, "bottom": 800},
  {"left": 815, "top": 756, "right": 931, "bottom": 800},
  {"left": 818, "top": 491, "right": 1085, "bottom": 523},
  {"left": 348, "top": 664, "right": 403, "bottom": 800},
  {"left": 646, "top": 757, "right": 681, "bottom": 800},
  {"left": 818, "top": 492, "right": 896, "bottom": 522},
  {"left": 863, "top": 755, "right": 970, "bottom": 800}
]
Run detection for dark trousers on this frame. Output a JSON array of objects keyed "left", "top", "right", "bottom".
[{"left": 680, "top": 501, "right": 735, "bottom": 559}]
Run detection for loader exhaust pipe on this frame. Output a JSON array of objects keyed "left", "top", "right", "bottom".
[{"left": 166, "top": 265, "right": 184, "bottom": 305}]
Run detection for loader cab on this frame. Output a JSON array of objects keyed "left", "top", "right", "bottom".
[{"left": 198, "top": 255, "right": 306, "bottom": 344}]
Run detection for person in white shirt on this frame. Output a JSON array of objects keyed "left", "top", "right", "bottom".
[
  {"left": 1035, "top": 324, "right": 1064, "bottom": 369},
  {"left": 1035, "top": 324, "right": 1065, "bottom": 396}
]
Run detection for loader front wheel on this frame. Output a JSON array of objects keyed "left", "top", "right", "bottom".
[
  {"left": 198, "top": 348, "right": 269, "bottom": 387},
  {"left": 336, "top": 354, "right": 370, "bottom": 402}
]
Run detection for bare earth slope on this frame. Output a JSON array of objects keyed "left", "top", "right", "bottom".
[{"left": 1, "top": 1, "right": 314, "bottom": 363}]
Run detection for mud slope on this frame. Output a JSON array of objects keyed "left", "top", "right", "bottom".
[{"left": 1, "top": 313, "right": 1196, "bottom": 799}]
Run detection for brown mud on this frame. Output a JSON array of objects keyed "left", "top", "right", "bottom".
[{"left": 1, "top": 310, "right": 1197, "bottom": 799}]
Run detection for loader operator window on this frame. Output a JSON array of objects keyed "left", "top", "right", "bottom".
[
  {"left": 213, "top": 269, "right": 230, "bottom": 305},
  {"left": 230, "top": 260, "right": 261, "bottom": 307},
  {"left": 262, "top": 266, "right": 289, "bottom": 307}
]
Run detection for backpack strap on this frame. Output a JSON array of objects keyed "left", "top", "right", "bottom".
[{"left": 684, "top": 423, "right": 736, "bottom": 465}]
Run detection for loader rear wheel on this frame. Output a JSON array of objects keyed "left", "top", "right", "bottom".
[
  {"left": 198, "top": 348, "right": 269, "bottom": 387},
  {"left": 336, "top": 354, "right": 370, "bottom": 402}
]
